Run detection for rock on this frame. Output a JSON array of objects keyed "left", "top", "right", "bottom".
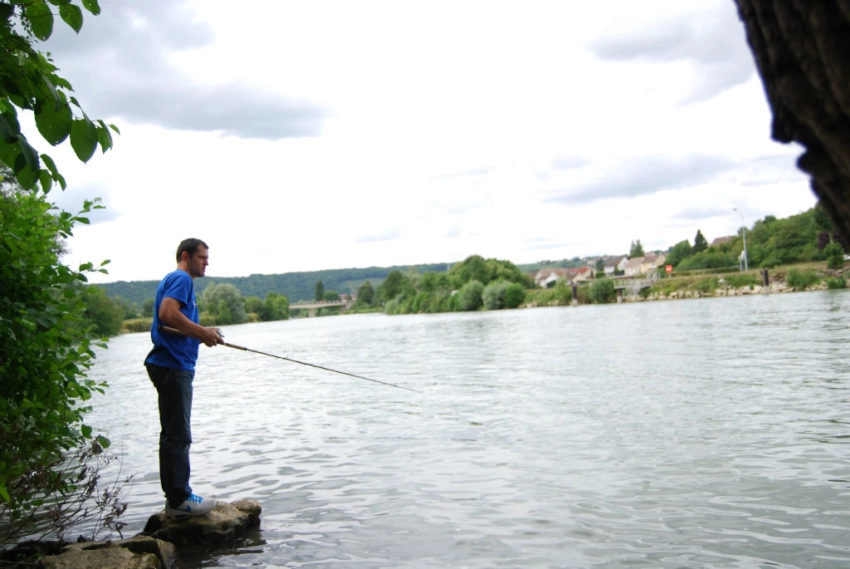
[
  {"left": 143, "top": 499, "right": 262, "bottom": 546},
  {"left": 38, "top": 536, "right": 175, "bottom": 569},
  {"left": 22, "top": 500, "right": 261, "bottom": 569}
]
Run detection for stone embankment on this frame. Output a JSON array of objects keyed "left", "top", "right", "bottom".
[{"left": 21, "top": 499, "right": 261, "bottom": 569}]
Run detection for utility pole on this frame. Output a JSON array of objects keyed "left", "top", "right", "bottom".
[{"left": 733, "top": 208, "right": 748, "bottom": 271}]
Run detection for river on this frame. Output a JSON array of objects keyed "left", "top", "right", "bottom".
[{"left": 84, "top": 290, "right": 850, "bottom": 568}]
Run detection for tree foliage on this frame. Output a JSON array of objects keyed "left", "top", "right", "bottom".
[
  {"left": 81, "top": 285, "right": 124, "bottom": 336},
  {"left": 356, "top": 281, "right": 374, "bottom": 306},
  {"left": 629, "top": 240, "right": 644, "bottom": 257},
  {"left": 201, "top": 282, "right": 247, "bottom": 325},
  {"left": 0, "top": 0, "right": 117, "bottom": 192},
  {"left": 666, "top": 240, "right": 693, "bottom": 267},
  {"left": 448, "top": 255, "right": 528, "bottom": 289},
  {"left": 693, "top": 230, "right": 708, "bottom": 253}
]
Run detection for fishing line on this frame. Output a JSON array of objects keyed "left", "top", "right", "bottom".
[{"left": 159, "top": 326, "right": 420, "bottom": 393}]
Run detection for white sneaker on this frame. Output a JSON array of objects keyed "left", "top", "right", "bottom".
[{"left": 165, "top": 493, "right": 218, "bottom": 518}]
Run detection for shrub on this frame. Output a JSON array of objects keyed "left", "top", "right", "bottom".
[
  {"left": 786, "top": 268, "right": 820, "bottom": 290},
  {"left": 0, "top": 188, "right": 118, "bottom": 543},
  {"left": 503, "top": 283, "right": 526, "bottom": 308},
  {"left": 694, "top": 277, "right": 719, "bottom": 294},
  {"left": 589, "top": 279, "right": 615, "bottom": 304},
  {"left": 826, "top": 277, "right": 847, "bottom": 289},
  {"left": 824, "top": 242, "right": 845, "bottom": 270},
  {"left": 483, "top": 281, "right": 508, "bottom": 310},
  {"left": 457, "top": 280, "right": 485, "bottom": 311},
  {"left": 725, "top": 274, "right": 760, "bottom": 288}
]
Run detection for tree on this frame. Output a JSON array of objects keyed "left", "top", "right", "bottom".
[
  {"left": 693, "top": 230, "right": 708, "bottom": 253},
  {"left": 447, "top": 255, "right": 527, "bottom": 289},
  {"left": 314, "top": 280, "right": 324, "bottom": 302},
  {"left": 630, "top": 240, "right": 644, "bottom": 257},
  {"left": 666, "top": 240, "right": 693, "bottom": 267},
  {"left": 0, "top": 0, "right": 117, "bottom": 192},
  {"left": 81, "top": 285, "right": 124, "bottom": 336},
  {"left": 356, "top": 281, "right": 374, "bottom": 306},
  {"left": 261, "top": 292, "right": 289, "bottom": 321},
  {"left": 323, "top": 290, "right": 340, "bottom": 302},
  {"left": 202, "top": 282, "right": 246, "bottom": 325},
  {"left": 376, "top": 270, "right": 414, "bottom": 305}
]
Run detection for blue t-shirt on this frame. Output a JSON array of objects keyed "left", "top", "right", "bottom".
[{"left": 144, "top": 270, "right": 201, "bottom": 371}]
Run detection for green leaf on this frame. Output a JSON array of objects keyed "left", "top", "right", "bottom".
[
  {"left": 0, "top": 4, "right": 13, "bottom": 21},
  {"left": 0, "top": 111, "right": 21, "bottom": 143},
  {"left": 95, "top": 119, "right": 113, "bottom": 151},
  {"left": 24, "top": 1, "right": 54, "bottom": 41},
  {"left": 13, "top": 138, "right": 41, "bottom": 189},
  {"left": 81, "top": 0, "right": 101, "bottom": 16},
  {"left": 35, "top": 100, "right": 72, "bottom": 145},
  {"left": 38, "top": 169, "right": 53, "bottom": 193},
  {"left": 59, "top": 4, "right": 83, "bottom": 33},
  {"left": 69, "top": 118, "right": 97, "bottom": 162}
]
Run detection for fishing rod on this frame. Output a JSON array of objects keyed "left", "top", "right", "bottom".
[{"left": 160, "top": 326, "right": 420, "bottom": 393}]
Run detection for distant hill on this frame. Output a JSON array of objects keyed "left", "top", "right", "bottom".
[{"left": 99, "top": 263, "right": 450, "bottom": 309}]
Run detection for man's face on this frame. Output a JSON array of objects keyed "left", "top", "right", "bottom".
[{"left": 187, "top": 246, "right": 209, "bottom": 278}]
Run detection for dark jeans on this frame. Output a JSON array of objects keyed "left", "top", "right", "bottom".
[{"left": 146, "top": 364, "right": 194, "bottom": 507}]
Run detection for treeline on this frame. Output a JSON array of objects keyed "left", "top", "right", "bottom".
[
  {"left": 352, "top": 255, "right": 530, "bottom": 314},
  {"left": 85, "top": 205, "right": 848, "bottom": 335},
  {"left": 99, "top": 263, "right": 449, "bottom": 311}
]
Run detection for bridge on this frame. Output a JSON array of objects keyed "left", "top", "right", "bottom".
[
  {"left": 289, "top": 299, "right": 354, "bottom": 317},
  {"left": 612, "top": 276, "right": 659, "bottom": 299}
]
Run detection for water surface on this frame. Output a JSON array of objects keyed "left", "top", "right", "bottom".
[{"left": 86, "top": 291, "right": 850, "bottom": 568}]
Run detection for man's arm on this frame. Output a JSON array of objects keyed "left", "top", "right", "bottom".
[{"left": 159, "top": 297, "right": 222, "bottom": 347}]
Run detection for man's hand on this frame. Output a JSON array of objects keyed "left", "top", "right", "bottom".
[{"left": 198, "top": 326, "right": 223, "bottom": 347}]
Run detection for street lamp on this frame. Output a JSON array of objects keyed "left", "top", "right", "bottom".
[{"left": 733, "top": 208, "right": 748, "bottom": 271}]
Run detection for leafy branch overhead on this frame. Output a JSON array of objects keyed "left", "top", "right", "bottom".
[{"left": 0, "top": 0, "right": 118, "bottom": 193}]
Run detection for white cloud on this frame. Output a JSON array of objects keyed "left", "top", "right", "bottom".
[{"left": 36, "top": 0, "right": 816, "bottom": 284}]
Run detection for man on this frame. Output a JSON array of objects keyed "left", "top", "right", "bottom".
[{"left": 144, "top": 238, "right": 223, "bottom": 517}]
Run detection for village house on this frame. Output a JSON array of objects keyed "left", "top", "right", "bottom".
[
  {"left": 603, "top": 256, "right": 628, "bottom": 276},
  {"left": 532, "top": 266, "right": 594, "bottom": 288},
  {"left": 624, "top": 253, "right": 668, "bottom": 278}
]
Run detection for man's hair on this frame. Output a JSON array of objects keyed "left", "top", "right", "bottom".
[{"left": 176, "top": 238, "right": 208, "bottom": 262}]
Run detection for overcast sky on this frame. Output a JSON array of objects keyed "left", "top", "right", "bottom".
[{"left": 42, "top": 0, "right": 817, "bottom": 284}]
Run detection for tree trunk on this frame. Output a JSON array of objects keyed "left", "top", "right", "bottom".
[{"left": 734, "top": 1, "right": 850, "bottom": 239}]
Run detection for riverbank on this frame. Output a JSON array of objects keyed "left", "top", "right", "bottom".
[{"left": 524, "top": 264, "right": 846, "bottom": 307}]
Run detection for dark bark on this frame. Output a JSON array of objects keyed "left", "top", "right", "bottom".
[{"left": 734, "top": 0, "right": 850, "bottom": 239}]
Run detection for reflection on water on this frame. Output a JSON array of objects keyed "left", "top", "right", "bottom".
[{"left": 86, "top": 291, "right": 850, "bottom": 568}]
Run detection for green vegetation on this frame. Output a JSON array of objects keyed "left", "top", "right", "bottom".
[
  {"left": 92, "top": 207, "right": 850, "bottom": 322},
  {"left": 0, "top": 1, "right": 117, "bottom": 194},
  {"left": 589, "top": 279, "right": 615, "bottom": 304},
  {"left": 786, "top": 268, "right": 820, "bottom": 290},
  {"left": 0, "top": 3, "right": 132, "bottom": 544},
  {"left": 0, "top": 187, "right": 127, "bottom": 543}
]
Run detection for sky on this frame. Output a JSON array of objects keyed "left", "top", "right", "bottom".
[{"left": 38, "top": 0, "right": 817, "bottom": 284}]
